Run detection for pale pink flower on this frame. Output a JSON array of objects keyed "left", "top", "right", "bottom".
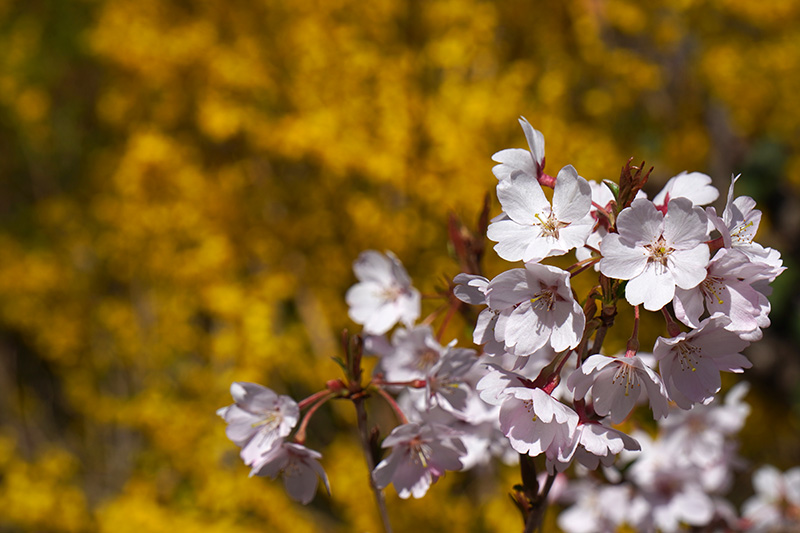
[
  {"left": 491, "top": 116, "right": 545, "bottom": 182},
  {"left": 567, "top": 354, "right": 669, "bottom": 424},
  {"left": 599, "top": 197, "right": 710, "bottom": 311},
  {"left": 673, "top": 248, "right": 770, "bottom": 339},
  {"left": 742, "top": 465, "right": 800, "bottom": 532},
  {"left": 372, "top": 325, "right": 445, "bottom": 382},
  {"left": 485, "top": 263, "right": 585, "bottom": 355},
  {"left": 251, "top": 441, "right": 330, "bottom": 504},
  {"left": 570, "top": 422, "right": 640, "bottom": 471},
  {"left": 487, "top": 165, "right": 593, "bottom": 263},
  {"left": 707, "top": 175, "right": 786, "bottom": 283},
  {"left": 372, "top": 422, "right": 466, "bottom": 499},
  {"left": 652, "top": 171, "right": 719, "bottom": 210},
  {"left": 346, "top": 250, "right": 420, "bottom": 335},
  {"left": 498, "top": 386, "right": 579, "bottom": 463},
  {"left": 217, "top": 382, "right": 299, "bottom": 465},
  {"left": 654, "top": 315, "right": 751, "bottom": 409}
]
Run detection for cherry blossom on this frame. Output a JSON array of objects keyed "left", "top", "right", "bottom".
[
  {"left": 485, "top": 262, "right": 585, "bottom": 355},
  {"left": 498, "top": 386, "right": 579, "bottom": 464},
  {"left": 673, "top": 248, "right": 770, "bottom": 340},
  {"left": 742, "top": 465, "right": 800, "bottom": 532},
  {"left": 652, "top": 171, "right": 719, "bottom": 210},
  {"left": 372, "top": 422, "right": 466, "bottom": 499},
  {"left": 251, "top": 441, "right": 330, "bottom": 504},
  {"left": 491, "top": 116, "right": 545, "bottom": 182},
  {"left": 599, "top": 197, "right": 710, "bottom": 311},
  {"left": 346, "top": 250, "right": 421, "bottom": 335},
  {"left": 654, "top": 315, "right": 751, "bottom": 409},
  {"left": 567, "top": 353, "right": 669, "bottom": 424},
  {"left": 487, "top": 165, "right": 593, "bottom": 263},
  {"left": 217, "top": 382, "right": 299, "bottom": 465}
]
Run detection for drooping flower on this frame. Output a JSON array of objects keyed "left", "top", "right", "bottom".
[
  {"left": 485, "top": 262, "right": 585, "bottom": 355},
  {"left": 498, "top": 386, "right": 579, "bottom": 465},
  {"left": 217, "top": 382, "right": 299, "bottom": 465},
  {"left": 654, "top": 315, "right": 751, "bottom": 409},
  {"left": 346, "top": 250, "right": 421, "bottom": 335},
  {"left": 372, "top": 422, "right": 466, "bottom": 499},
  {"left": 487, "top": 165, "right": 594, "bottom": 263},
  {"left": 251, "top": 440, "right": 330, "bottom": 504},
  {"left": 567, "top": 354, "right": 669, "bottom": 424},
  {"left": 599, "top": 197, "right": 710, "bottom": 311}
]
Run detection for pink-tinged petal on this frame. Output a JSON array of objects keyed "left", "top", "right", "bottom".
[
  {"left": 283, "top": 461, "right": 320, "bottom": 504},
  {"left": 503, "top": 303, "right": 549, "bottom": 355},
  {"left": 519, "top": 116, "right": 545, "bottom": 170},
  {"left": 552, "top": 165, "right": 592, "bottom": 222},
  {"left": 673, "top": 286, "right": 705, "bottom": 328},
  {"left": 663, "top": 198, "right": 708, "bottom": 246},
  {"left": 625, "top": 262, "right": 676, "bottom": 311},
  {"left": 672, "top": 355, "right": 721, "bottom": 405},
  {"left": 487, "top": 219, "right": 539, "bottom": 262},
  {"left": 352, "top": 250, "right": 395, "bottom": 284},
  {"left": 599, "top": 234, "right": 647, "bottom": 280},
  {"left": 485, "top": 268, "right": 529, "bottom": 309},
  {"left": 496, "top": 175, "right": 549, "bottom": 225},
  {"left": 453, "top": 273, "right": 489, "bottom": 305},
  {"left": 713, "top": 352, "right": 752, "bottom": 372},
  {"left": 668, "top": 245, "right": 709, "bottom": 289},
  {"left": 547, "top": 301, "right": 583, "bottom": 352},
  {"left": 617, "top": 199, "right": 663, "bottom": 245}
]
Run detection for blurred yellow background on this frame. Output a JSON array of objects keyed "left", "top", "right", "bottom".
[{"left": 0, "top": 0, "right": 799, "bottom": 531}]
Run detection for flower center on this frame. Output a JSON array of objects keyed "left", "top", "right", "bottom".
[
  {"left": 701, "top": 276, "right": 725, "bottom": 306},
  {"left": 415, "top": 348, "right": 441, "bottom": 370},
  {"left": 644, "top": 236, "right": 674, "bottom": 270},
  {"left": 611, "top": 363, "right": 640, "bottom": 397},
  {"left": 730, "top": 220, "right": 756, "bottom": 245},
  {"left": 676, "top": 341, "right": 701, "bottom": 372},
  {"left": 534, "top": 212, "right": 569, "bottom": 239},
  {"left": 530, "top": 290, "right": 555, "bottom": 311}
]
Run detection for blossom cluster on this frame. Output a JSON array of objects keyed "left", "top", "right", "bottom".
[{"left": 217, "top": 117, "right": 791, "bottom": 530}]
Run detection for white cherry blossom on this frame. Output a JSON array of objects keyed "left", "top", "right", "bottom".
[
  {"left": 599, "top": 197, "right": 710, "bottom": 311},
  {"left": 485, "top": 262, "right": 585, "bottom": 355},
  {"left": 346, "top": 250, "right": 420, "bottom": 335},
  {"left": 487, "top": 165, "right": 593, "bottom": 263},
  {"left": 217, "top": 382, "right": 299, "bottom": 465},
  {"left": 372, "top": 422, "right": 466, "bottom": 499},
  {"left": 491, "top": 116, "right": 545, "bottom": 182},
  {"left": 498, "top": 386, "right": 579, "bottom": 464}
]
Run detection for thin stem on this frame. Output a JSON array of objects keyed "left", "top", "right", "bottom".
[
  {"left": 661, "top": 307, "right": 682, "bottom": 337},
  {"left": 420, "top": 302, "right": 448, "bottom": 327},
  {"left": 566, "top": 255, "right": 600, "bottom": 272},
  {"left": 353, "top": 396, "right": 393, "bottom": 533},
  {"left": 569, "top": 257, "right": 601, "bottom": 278},
  {"left": 590, "top": 324, "right": 608, "bottom": 356},
  {"left": 372, "top": 386, "right": 409, "bottom": 425},
  {"left": 523, "top": 473, "right": 556, "bottom": 533},
  {"left": 294, "top": 392, "right": 335, "bottom": 444},
  {"left": 436, "top": 299, "right": 461, "bottom": 342},
  {"left": 625, "top": 305, "right": 640, "bottom": 357},
  {"left": 298, "top": 389, "right": 335, "bottom": 410}
]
